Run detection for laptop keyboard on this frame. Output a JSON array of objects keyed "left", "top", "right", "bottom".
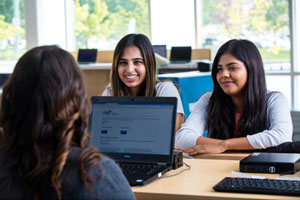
[
  {"left": 213, "top": 177, "right": 300, "bottom": 196},
  {"left": 120, "top": 163, "right": 165, "bottom": 175}
]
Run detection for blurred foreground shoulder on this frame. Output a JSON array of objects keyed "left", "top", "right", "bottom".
[{"left": 62, "top": 147, "right": 135, "bottom": 200}]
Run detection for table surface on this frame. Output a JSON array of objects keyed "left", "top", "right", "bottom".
[{"left": 132, "top": 158, "right": 300, "bottom": 200}]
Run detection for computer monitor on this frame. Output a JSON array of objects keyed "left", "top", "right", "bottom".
[{"left": 152, "top": 45, "right": 167, "bottom": 58}]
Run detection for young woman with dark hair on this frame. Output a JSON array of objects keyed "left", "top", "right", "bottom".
[
  {"left": 175, "top": 39, "right": 293, "bottom": 155},
  {"left": 102, "top": 33, "right": 184, "bottom": 131},
  {"left": 0, "top": 45, "right": 135, "bottom": 200}
]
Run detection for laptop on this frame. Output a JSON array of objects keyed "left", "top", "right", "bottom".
[
  {"left": 153, "top": 45, "right": 167, "bottom": 58},
  {"left": 77, "top": 49, "right": 98, "bottom": 64},
  {"left": 89, "top": 96, "right": 177, "bottom": 186},
  {"left": 170, "top": 46, "right": 192, "bottom": 63}
]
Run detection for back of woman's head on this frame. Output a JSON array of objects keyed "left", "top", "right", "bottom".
[
  {"left": 111, "top": 33, "right": 157, "bottom": 96},
  {"left": 0, "top": 45, "right": 98, "bottom": 199},
  {"left": 1, "top": 45, "right": 89, "bottom": 150},
  {"left": 207, "top": 39, "right": 267, "bottom": 138}
]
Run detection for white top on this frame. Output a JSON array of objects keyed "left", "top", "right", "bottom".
[
  {"left": 175, "top": 91, "right": 293, "bottom": 150},
  {"left": 102, "top": 81, "right": 184, "bottom": 115}
]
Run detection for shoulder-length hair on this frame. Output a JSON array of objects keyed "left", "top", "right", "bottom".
[
  {"left": 206, "top": 39, "right": 267, "bottom": 139},
  {"left": 110, "top": 33, "right": 157, "bottom": 96},
  {"left": 0, "top": 45, "right": 102, "bottom": 199}
]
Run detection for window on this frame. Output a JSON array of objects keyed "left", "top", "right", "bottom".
[
  {"left": 199, "top": 0, "right": 290, "bottom": 67},
  {"left": 291, "top": 0, "right": 300, "bottom": 110},
  {"left": 73, "top": 0, "right": 149, "bottom": 50},
  {"left": 295, "top": 76, "right": 300, "bottom": 109},
  {"left": 0, "top": 0, "right": 25, "bottom": 72},
  {"left": 266, "top": 75, "right": 291, "bottom": 105},
  {"left": 150, "top": 0, "right": 195, "bottom": 48}
]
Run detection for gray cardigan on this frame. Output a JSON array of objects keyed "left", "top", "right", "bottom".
[
  {"left": 0, "top": 147, "right": 136, "bottom": 200},
  {"left": 175, "top": 91, "right": 293, "bottom": 149},
  {"left": 61, "top": 147, "right": 136, "bottom": 200}
]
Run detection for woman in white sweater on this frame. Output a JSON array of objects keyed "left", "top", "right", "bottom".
[
  {"left": 175, "top": 39, "right": 293, "bottom": 155},
  {"left": 102, "top": 34, "right": 184, "bottom": 131}
]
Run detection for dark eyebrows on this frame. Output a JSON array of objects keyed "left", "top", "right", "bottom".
[
  {"left": 218, "top": 62, "right": 239, "bottom": 67},
  {"left": 227, "top": 62, "right": 239, "bottom": 66},
  {"left": 132, "top": 58, "right": 143, "bottom": 61},
  {"left": 119, "top": 57, "right": 143, "bottom": 61}
]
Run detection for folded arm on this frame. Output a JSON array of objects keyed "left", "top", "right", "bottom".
[{"left": 183, "top": 136, "right": 254, "bottom": 155}]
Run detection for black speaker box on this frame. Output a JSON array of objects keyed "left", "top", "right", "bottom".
[{"left": 197, "top": 61, "right": 211, "bottom": 72}]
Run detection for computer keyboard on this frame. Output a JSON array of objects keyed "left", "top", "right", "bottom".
[
  {"left": 119, "top": 163, "right": 164, "bottom": 175},
  {"left": 213, "top": 177, "right": 300, "bottom": 196}
]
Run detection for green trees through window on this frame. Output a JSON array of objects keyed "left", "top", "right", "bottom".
[
  {"left": 0, "top": 0, "right": 25, "bottom": 60},
  {"left": 74, "top": 0, "right": 149, "bottom": 49},
  {"left": 0, "top": 0, "right": 290, "bottom": 62},
  {"left": 202, "top": 0, "right": 289, "bottom": 61}
]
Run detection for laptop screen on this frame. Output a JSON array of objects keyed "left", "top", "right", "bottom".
[
  {"left": 77, "top": 49, "right": 97, "bottom": 63},
  {"left": 153, "top": 45, "right": 167, "bottom": 58},
  {"left": 170, "top": 46, "right": 192, "bottom": 62},
  {"left": 89, "top": 96, "right": 177, "bottom": 163}
]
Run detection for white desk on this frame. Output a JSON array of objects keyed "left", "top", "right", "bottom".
[{"left": 79, "top": 63, "right": 111, "bottom": 70}]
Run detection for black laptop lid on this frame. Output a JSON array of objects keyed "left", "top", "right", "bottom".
[
  {"left": 170, "top": 46, "right": 192, "bottom": 62},
  {"left": 153, "top": 45, "right": 167, "bottom": 58},
  {"left": 77, "top": 49, "right": 97, "bottom": 63},
  {"left": 89, "top": 96, "right": 177, "bottom": 165}
]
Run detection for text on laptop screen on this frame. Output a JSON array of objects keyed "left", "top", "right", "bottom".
[{"left": 90, "top": 102, "right": 174, "bottom": 155}]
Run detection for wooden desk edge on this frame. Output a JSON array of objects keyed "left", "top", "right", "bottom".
[{"left": 193, "top": 153, "right": 250, "bottom": 160}]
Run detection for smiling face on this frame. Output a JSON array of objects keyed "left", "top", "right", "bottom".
[
  {"left": 117, "top": 46, "right": 146, "bottom": 96},
  {"left": 216, "top": 53, "right": 248, "bottom": 97}
]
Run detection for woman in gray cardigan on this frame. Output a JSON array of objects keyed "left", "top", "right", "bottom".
[{"left": 176, "top": 39, "right": 292, "bottom": 155}]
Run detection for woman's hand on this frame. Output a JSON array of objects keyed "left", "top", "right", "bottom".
[
  {"left": 183, "top": 141, "right": 227, "bottom": 155},
  {"left": 182, "top": 136, "right": 254, "bottom": 156}
]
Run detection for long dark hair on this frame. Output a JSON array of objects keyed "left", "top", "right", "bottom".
[
  {"left": 0, "top": 45, "right": 102, "bottom": 199},
  {"left": 110, "top": 33, "right": 158, "bottom": 96},
  {"left": 206, "top": 39, "right": 267, "bottom": 139}
]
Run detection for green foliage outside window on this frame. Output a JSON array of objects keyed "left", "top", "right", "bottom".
[
  {"left": 202, "top": 0, "right": 290, "bottom": 61},
  {"left": 74, "top": 0, "right": 149, "bottom": 49},
  {"left": 0, "top": 0, "right": 25, "bottom": 60},
  {"left": 0, "top": 0, "right": 290, "bottom": 61}
]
